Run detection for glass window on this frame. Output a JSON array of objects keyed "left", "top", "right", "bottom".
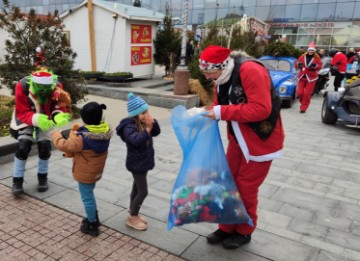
[
  {"left": 257, "top": 0, "right": 271, "bottom": 6},
  {"left": 285, "top": 35, "right": 297, "bottom": 45},
  {"left": 269, "top": 5, "right": 286, "bottom": 21},
  {"left": 316, "top": 28, "right": 333, "bottom": 35},
  {"left": 283, "top": 27, "right": 298, "bottom": 34},
  {"left": 255, "top": 6, "right": 270, "bottom": 21},
  {"left": 191, "top": 9, "right": 204, "bottom": 25},
  {"left": 269, "top": 28, "right": 284, "bottom": 35},
  {"left": 272, "top": 0, "right": 286, "bottom": 4},
  {"left": 243, "top": 0, "right": 255, "bottom": 7},
  {"left": 334, "top": 2, "right": 355, "bottom": 21},
  {"left": 300, "top": 4, "right": 318, "bottom": 21},
  {"left": 204, "top": 0, "right": 219, "bottom": 8},
  {"left": 316, "top": 3, "right": 336, "bottom": 21},
  {"left": 354, "top": 3, "right": 360, "bottom": 20},
  {"left": 316, "top": 35, "right": 331, "bottom": 45},
  {"left": 243, "top": 6, "right": 256, "bottom": 17},
  {"left": 297, "top": 35, "right": 316, "bottom": 46},
  {"left": 298, "top": 28, "right": 315, "bottom": 34},
  {"left": 285, "top": 5, "right": 300, "bottom": 22},
  {"left": 192, "top": 0, "right": 204, "bottom": 9},
  {"left": 204, "top": 8, "right": 216, "bottom": 23},
  {"left": 331, "top": 35, "right": 349, "bottom": 46}
]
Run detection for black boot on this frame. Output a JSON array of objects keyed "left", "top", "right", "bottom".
[
  {"left": 80, "top": 218, "right": 99, "bottom": 237},
  {"left": 12, "top": 177, "right": 24, "bottom": 196},
  {"left": 38, "top": 173, "right": 48, "bottom": 192}
]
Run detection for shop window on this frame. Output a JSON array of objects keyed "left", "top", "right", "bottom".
[
  {"left": 316, "top": 35, "right": 331, "bottom": 45},
  {"left": 285, "top": 35, "right": 297, "bottom": 45},
  {"left": 298, "top": 28, "right": 315, "bottom": 35},
  {"left": 354, "top": 3, "right": 360, "bottom": 20},
  {"left": 331, "top": 35, "right": 349, "bottom": 46},
  {"left": 283, "top": 27, "right": 298, "bottom": 34},
  {"left": 269, "top": 5, "right": 286, "bottom": 21},
  {"left": 316, "top": 28, "right": 333, "bottom": 35},
  {"left": 255, "top": 6, "right": 270, "bottom": 21},
  {"left": 296, "top": 35, "right": 315, "bottom": 46}
]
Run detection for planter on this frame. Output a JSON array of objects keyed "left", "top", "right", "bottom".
[
  {"left": 82, "top": 73, "right": 104, "bottom": 80},
  {"left": 99, "top": 75, "right": 132, "bottom": 82}
]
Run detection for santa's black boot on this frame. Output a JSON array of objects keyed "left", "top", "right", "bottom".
[
  {"left": 12, "top": 177, "right": 24, "bottom": 196},
  {"left": 38, "top": 173, "right": 48, "bottom": 192}
]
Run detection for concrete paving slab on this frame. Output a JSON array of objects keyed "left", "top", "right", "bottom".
[{"left": 103, "top": 211, "right": 199, "bottom": 256}]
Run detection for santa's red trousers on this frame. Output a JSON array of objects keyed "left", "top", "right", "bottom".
[
  {"left": 297, "top": 78, "right": 316, "bottom": 112},
  {"left": 219, "top": 134, "right": 272, "bottom": 235}
]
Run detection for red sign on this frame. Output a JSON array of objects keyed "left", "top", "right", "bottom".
[
  {"left": 131, "top": 24, "right": 152, "bottom": 44},
  {"left": 131, "top": 46, "right": 152, "bottom": 65}
]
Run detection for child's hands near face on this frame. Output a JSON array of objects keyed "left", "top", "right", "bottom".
[{"left": 145, "top": 113, "right": 154, "bottom": 130}]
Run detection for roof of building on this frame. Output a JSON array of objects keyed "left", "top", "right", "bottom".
[{"left": 61, "top": 0, "right": 164, "bottom": 22}]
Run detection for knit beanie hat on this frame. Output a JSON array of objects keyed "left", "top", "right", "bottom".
[
  {"left": 127, "top": 92, "right": 149, "bottom": 117},
  {"left": 199, "top": 45, "right": 232, "bottom": 70},
  {"left": 81, "top": 102, "right": 107, "bottom": 125},
  {"left": 308, "top": 42, "right": 316, "bottom": 51}
]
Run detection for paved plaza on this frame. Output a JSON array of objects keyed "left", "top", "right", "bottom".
[{"left": 1, "top": 83, "right": 360, "bottom": 260}]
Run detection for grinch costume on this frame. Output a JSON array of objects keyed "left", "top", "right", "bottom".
[{"left": 10, "top": 70, "right": 71, "bottom": 196}]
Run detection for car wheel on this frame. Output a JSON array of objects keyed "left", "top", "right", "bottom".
[
  {"left": 321, "top": 97, "right": 338, "bottom": 124},
  {"left": 282, "top": 99, "right": 291, "bottom": 108}
]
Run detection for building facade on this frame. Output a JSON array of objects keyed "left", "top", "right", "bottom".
[{"left": 1, "top": 0, "right": 360, "bottom": 51}]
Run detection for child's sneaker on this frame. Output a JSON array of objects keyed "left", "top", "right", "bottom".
[
  {"left": 80, "top": 218, "right": 99, "bottom": 237},
  {"left": 126, "top": 215, "right": 147, "bottom": 230}
]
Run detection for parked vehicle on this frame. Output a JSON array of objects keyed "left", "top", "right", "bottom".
[
  {"left": 313, "top": 67, "right": 330, "bottom": 95},
  {"left": 321, "top": 76, "right": 360, "bottom": 127},
  {"left": 259, "top": 56, "right": 298, "bottom": 108}
]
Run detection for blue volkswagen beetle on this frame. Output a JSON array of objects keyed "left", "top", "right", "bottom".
[{"left": 258, "top": 56, "right": 298, "bottom": 108}]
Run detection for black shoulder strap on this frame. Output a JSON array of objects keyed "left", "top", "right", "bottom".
[{"left": 233, "top": 56, "right": 282, "bottom": 141}]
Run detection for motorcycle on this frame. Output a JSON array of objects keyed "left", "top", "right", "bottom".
[{"left": 313, "top": 67, "right": 330, "bottom": 95}]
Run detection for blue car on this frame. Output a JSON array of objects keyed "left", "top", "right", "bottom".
[{"left": 259, "top": 56, "right": 298, "bottom": 108}]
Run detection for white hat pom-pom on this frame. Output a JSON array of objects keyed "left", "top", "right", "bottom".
[{"left": 36, "top": 47, "right": 42, "bottom": 53}]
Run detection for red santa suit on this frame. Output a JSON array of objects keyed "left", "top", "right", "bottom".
[
  {"left": 199, "top": 46, "right": 285, "bottom": 236},
  {"left": 295, "top": 43, "right": 322, "bottom": 112}
]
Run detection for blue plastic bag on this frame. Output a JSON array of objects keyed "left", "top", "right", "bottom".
[{"left": 167, "top": 105, "right": 253, "bottom": 230}]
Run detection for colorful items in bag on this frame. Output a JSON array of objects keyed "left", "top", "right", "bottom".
[{"left": 167, "top": 105, "right": 253, "bottom": 230}]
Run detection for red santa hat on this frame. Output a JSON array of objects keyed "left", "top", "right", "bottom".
[
  {"left": 307, "top": 42, "right": 316, "bottom": 51},
  {"left": 199, "top": 45, "right": 232, "bottom": 70},
  {"left": 357, "top": 48, "right": 360, "bottom": 54},
  {"left": 32, "top": 71, "right": 53, "bottom": 85}
]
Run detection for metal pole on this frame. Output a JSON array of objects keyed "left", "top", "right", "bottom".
[{"left": 179, "top": 0, "right": 189, "bottom": 68}]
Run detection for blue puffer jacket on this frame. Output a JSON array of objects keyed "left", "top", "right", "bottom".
[{"left": 116, "top": 118, "right": 161, "bottom": 173}]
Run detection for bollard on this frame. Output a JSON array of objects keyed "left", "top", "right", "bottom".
[{"left": 173, "top": 68, "right": 190, "bottom": 95}]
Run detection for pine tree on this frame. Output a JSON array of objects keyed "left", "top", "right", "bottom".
[
  {"left": 153, "top": 7, "right": 181, "bottom": 75},
  {"left": 0, "top": 0, "right": 86, "bottom": 105}
]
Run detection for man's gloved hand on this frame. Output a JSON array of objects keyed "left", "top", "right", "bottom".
[
  {"left": 297, "top": 62, "right": 303, "bottom": 67},
  {"left": 54, "top": 113, "right": 71, "bottom": 127},
  {"left": 38, "top": 114, "right": 55, "bottom": 131}
]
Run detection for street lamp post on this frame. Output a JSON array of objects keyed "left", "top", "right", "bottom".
[{"left": 173, "top": 0, "right": 190, "bottom": 95}]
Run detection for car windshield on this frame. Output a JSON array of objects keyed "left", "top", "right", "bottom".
[{"left": 261, "top": 60, "right": 291, "bottom": 72}]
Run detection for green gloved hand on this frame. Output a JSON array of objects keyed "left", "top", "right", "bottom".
[
  {"left": 38, "top": 114, "right": 54, "bottom": 131},
  {"left": 54, "top": 113, "right": 71, "bottom": 127}
]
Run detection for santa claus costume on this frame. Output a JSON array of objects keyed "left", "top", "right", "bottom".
[
  {"left": 10, "top": 69, "right": 70, "bottom": 196},
  {"left": 199, "top": 46, "right": 285, "bottom": 249},
  {"left": 295, "top": 42, "right": 322, "bottom": 113}
]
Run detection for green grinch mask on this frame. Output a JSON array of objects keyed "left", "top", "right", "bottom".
[{"left": 28, "top": 70, "right": 56, "bottom": 104}]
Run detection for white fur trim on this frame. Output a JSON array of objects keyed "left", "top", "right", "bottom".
[
  {"left": 32, "top": 113, "right": 41, "bottom": 126},
  {"left": 199, "top": 56, "right": 231, "bottom": 71},
  {"left": 231, "top": 120, "right": 283, "bottom": 163},
  {"left": 33, "top": 75, "right": 53, "bottom": 84}
]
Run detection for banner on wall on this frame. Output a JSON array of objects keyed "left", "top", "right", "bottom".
[
  {"left": 131, "top": 24, "right": 152, "bottom": 44},
  {"left": 131, "top": 46, "right": 152, "bottom": 65}
]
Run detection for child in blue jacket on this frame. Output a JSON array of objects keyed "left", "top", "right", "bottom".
[{"left": 116, "top": 93, "right": 161, "bottom": 230}]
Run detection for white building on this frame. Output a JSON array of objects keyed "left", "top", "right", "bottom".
[{"left": 60, "top": 0, "right": 164, "bottom": 77}]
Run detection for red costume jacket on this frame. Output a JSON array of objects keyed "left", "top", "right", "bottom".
[
  {"left": 10, "top": 77, "right": 65, "bottom": 130},
  {"left": 331, "top": 52, "right": 347, "bottom": 73},
  {"left": 212, "top": 61, "right": 285, "bottom": 162},
  {"left": 295, "top": 52, "right": 322, "bottom": 82}
]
